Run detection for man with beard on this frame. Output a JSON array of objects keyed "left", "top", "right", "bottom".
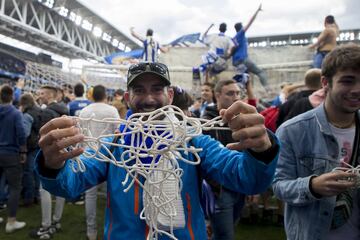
[
  {"left": 273, "top": 44, "right": 360, "bottom": 240},
  {"left": 35, "top": 62, "right": 280, "bottom": 239}
]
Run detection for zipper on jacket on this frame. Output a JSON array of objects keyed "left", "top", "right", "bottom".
[
  {"left": 107, "top": 191, "right": 113, "bottom": 240},
  {"left": 145, "top": 224, "right": 149, "bottom": 239},
  {"left": 186, "top": 193, "right": 195, "bottom": 240},
  {"left": 134, "top": 181, "right": 139, "bottom": 214}
]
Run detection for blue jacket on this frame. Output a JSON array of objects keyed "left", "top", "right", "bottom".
[
  {"left": 38, "top": 133, "right": 278, "bottom": 239},
  {"left": 273, "top": 104, "right": 360, "bottom": 240},
  {"left": 0, "top": 104, "right": 26, "bottom": 155}
]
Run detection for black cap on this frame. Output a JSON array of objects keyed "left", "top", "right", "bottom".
[{"left": 127, "top": 62, "right": 171, "bottom": 87}]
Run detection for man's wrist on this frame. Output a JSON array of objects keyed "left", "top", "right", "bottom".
[
  {"left": 309, "top": 176, "right": 322, "bottom": 198},
  {"left": 38, "top": 151, "right": 62, "bottom": 178},
  {"left": 248, "top": 133, "right": 279, "bottom": 164}
]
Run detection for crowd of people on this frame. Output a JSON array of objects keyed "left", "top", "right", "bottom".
[
  {"left": 0, "top": 81, "right": 128, "bottom": 239},
  {"left": 0, "top": 6, "right": 359, "bottom": 240}
]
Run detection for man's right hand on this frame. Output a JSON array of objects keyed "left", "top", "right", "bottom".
[
  {"left": 38, "top": 116, "right": 84, "bottom": 170},
  {"left": 310, "top": 171, "right": 357, "bottom": 197}
]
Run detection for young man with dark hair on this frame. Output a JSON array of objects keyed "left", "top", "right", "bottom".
[
  {"left": 0, "top": 84, "right": 26, "bottom": 232},
  {"left": 38, "top": 86, "right": 69, "bottom": 118},
  {"left": 199, "top": 82, "right": 216, "bottom": 118},
  {"left": 68, "top": 83, "right": 92, "bottom": 116},
  {"left": 36, "top": 62, "right": 279, "bottom": 239},
  {"left": 273, "top": 44, "right": 360, "bottom": 240},
  {"left": 91, "top": 85, "right": 106, "bottom": 102}
]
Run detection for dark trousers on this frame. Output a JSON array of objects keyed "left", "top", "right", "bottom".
[
  {"left": 0, "top": 154, "right": 23, "bottom": 218},
  {"left": 22, "top": 148, "right": 39, "bottom": 203},
  {"left": 210, "top": 188, "right": 245, "bottom": 240}
]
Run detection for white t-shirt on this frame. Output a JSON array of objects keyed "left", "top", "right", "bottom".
[
  {"left": 327, "top": 124, "right": 359, "bottom": 240},
  {"left": 204, "top": 33, "right": 234, "bottom": 58},
  {"left": 330, "top": 124, "right": 355, "bottom": 165},
  {"left": 79, "top": 102, "right": 120, "bottom": 138}
]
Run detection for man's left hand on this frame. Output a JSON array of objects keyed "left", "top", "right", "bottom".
[{"left": 220, "top": 100, "right": 272, "bottom": 152}]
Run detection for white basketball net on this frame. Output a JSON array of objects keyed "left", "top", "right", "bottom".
[
  {"left": 333, "top": 161, "right": 360, "bottom": 189},
  {"left": 69, "top": 105, "right": 229, "bottom": 239}
]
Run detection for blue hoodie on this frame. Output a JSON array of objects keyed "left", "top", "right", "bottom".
[{"left": 0, "top": 104, "right": 26, "bottom": 155}]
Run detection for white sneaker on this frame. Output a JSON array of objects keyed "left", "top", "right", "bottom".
[
  {"left": 0, "top": 217, "right": 3, "bottom": 223},
  {"left": 87, "top": 232, "right": 97, "bottom": 240},
  {"left": 5, "top": 221, "right": 26, "bottom": 233}
]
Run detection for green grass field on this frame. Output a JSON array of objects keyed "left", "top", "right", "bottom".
[{"left": 0, "top": 196, "right": 286, "bottom": 240}]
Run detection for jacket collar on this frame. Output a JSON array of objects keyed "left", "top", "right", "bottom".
[
  {"left": 314, "top": 103, "right": 360, "bottom": 136},
  {"left": 314, "top": 103, "right": 332, "bottom": 136}
]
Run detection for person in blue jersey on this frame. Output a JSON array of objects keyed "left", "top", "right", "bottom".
[
  {"left": 130, "top": 27, "right": 169, "bottom": 62},
  {"left": 35, "top": 62, "right": 280, "bottom": 239},
  {"left": 229, "top": 4, "right": 268, "bottom": 88},
  {"left": 68, "top": 83, "right": 92, "bottom": 116}
]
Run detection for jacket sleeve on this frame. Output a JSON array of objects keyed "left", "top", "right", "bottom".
[
  {"left": 193, "top": 134, "right": 279, "bottom": 195},
  {"left": 23, "top": 113, "right": 33, "bottom": 138},
  {"left": 35, "top": 142, "right": 111, "bottom": 199},
  {"left": 16, "top": 111, "right": 27, "bottom": 145},
  {"left": 272, "top": 125, "right": 319, "bottom": 206}
]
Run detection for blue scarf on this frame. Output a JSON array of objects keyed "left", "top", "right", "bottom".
[{"left": 119, "top": 109, "right": 171, "bottom": 164}]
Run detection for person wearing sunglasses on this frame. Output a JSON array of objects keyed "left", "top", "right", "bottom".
[{"left": 35, "top": 62, "right": 280, "bottom": 239}]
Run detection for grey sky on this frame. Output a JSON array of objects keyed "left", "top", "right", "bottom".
[{"left": 85, "top": 0, "right": 360, "bottom": 44}]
